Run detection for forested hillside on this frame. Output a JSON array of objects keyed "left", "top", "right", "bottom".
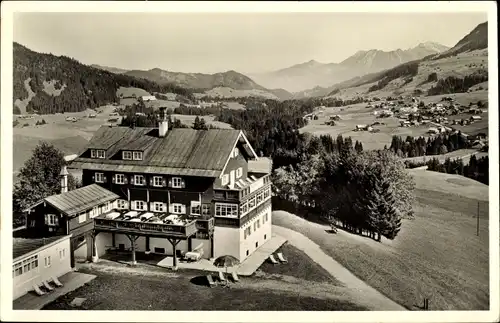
[{"left": 13, "top": 42, "right": 194, "bottom": 114}]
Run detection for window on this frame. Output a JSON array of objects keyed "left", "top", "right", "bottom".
[
  {"left": 117, "top": 199, "right": 128, "bottom": 209},
  {"left": 90, "top": 206, "right": 99, "bottom": 218},
  {"left": 133, "top": 151, "right": 143, "bottom": 160},
  {"left": 13, "top": 255, "right": 38, "bottom": 277},
  {"left": 59, "top": 249, "right": 65, "bottom": 260},
  {"left": 133, "top": 201, "right": 146, "bottom": 211},
  {"left": 90, "top": 149, "right": 96, "bottom": 158},
  {"left": 153, "top": 202, "right": 165, "bottom": 212},
  {"left": 115, "top": 174, "right": 125, "bottom": 184},
  {"left": 240, "top": 202, "right": 248, "bottom": 216},
  {"left": 255, "top": 242, "right": 259, "bottom": 248},
  {"left": 221, "top": 174, "right": 229, "bottom": 186},
  {"left": 215, "top": 203, "right": 238, "bottom": 217},
  {"left": 256, "top": 192, "right": 264, "bottom": 204},
  {"left": 236, "top": 167, "right": 243, "bottom": 179},
  {"left": 96, "top": 150, "right": 105, "bottom": 159},
  {"left": 263, "top": 187, "right": 270, "bottom": 199},
  {"left": 233, "top": 148, "right": 239, "bottom": 158},
  {"left": 78, "top": 212, "right": 86, "bottom": 223},
  {"left": 202, "top": 204, "right": 211, "bottom": 216},
  {"left": 123, "top": 151, "right": 132, "bottom": 160},
  {"left": 257, "top": 219, "right": 260, "bottom": 228},
  {"left": 153, "top": 176, "right": 164, "bottom": 187},
  {"left": 134, "top": 175, "right": 145, "bottom": 186},
  {"left": 171, "top": 203, "right": 185, "bottom": 214},
  {"left": 95, "top": 173, "right": 104, "bottom": 183},
  {"left": 44, "top": 256, "right": 51, "bottom": 268},
  {"left": 248, "top": 196, "right": 256, "bottom": 209},
  {"left": 172, "top": 177, "right": 183, "bottom": 188},
  {"left": 244, "top": 227, "right": 251, "bottom": 239},
  {"left": 46, "top": 214, "right": 57, "bottom": 226},
  {"left": 191, "top": 201, "right": 201, "bottom": 215}
]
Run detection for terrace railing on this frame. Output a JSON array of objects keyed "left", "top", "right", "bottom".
[{"left": 94, "top": 217, "right": 198, "bottom": 238}]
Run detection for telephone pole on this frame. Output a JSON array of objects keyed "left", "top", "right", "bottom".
[{"left": 476, "top": 201, "right": 480, "bottom": 236}]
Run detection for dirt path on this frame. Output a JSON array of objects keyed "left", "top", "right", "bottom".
[{"left": 273, "top": 225, "right": 407, "bottom": 310}]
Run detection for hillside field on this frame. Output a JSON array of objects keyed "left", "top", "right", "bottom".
[
  {"left": 272, "top": 169, "right": 489, "bottom": 310},
  {"left": 331, "top": 49, "right": 488, "bottom": 100}
]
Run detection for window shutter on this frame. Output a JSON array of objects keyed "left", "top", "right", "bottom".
[
  {"left": 111, "top": 175, "right": 115, "bottom": 184},
  {"left": 149, "top": 178, "right": 153, "bottom": 186},
  {"left": 169, "top": 204, "right": 174, "bottom": 213},
  {"left": 103, "top": 175, "right": 107, "bottom": 183},
  {"left": 181, "top": 205, "right": 186, "bottom": 214},
  {"left": 162, "top": 178, "right": 167, "bottom": 187},
  {"left": 91, "top": 174, "right": 95, "bottom": 182},
  {"left": 130, "top": 176, "right": 135, "bottom": 185},
  {"left": 181, "top": 180, "right": 186, "bottom": 188},
  {"left": 44, "top": 214, "right": 48, "bottom": 225},
  {"left": 124, "top": 176, "right": 128, "bottom": 184},
  {"left": 168, "top": 179, "right": 172, "bottom": 187}
]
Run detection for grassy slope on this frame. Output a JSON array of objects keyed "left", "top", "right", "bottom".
[
  {"left": 331, "top": 49, "right": 488, "bottom": 100},
  {"left": 273, "top": 170, "right": 489, "bottom": 310}
]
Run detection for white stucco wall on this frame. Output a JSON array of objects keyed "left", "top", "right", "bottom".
[
  {"left": 13, "top": 236, "right": 72, "bottom": 300},
  {"left": 213, "top": 225, "right": 240, "bottom": 260},
  {"left": 239, "top": 205, "right": 272, "bottom": 261}
]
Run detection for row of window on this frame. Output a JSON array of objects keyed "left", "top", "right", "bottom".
[
  {"left": 77, "top": 201, "right": 112, "bottom": 224},
  {"left": 13, "top": 249, "right": 66, "bottom": 278},
  {"left": 90, "top": 149, "right": 144, "bottom": 161},
  {"left": 239, "top": 187, "right": 271, "bottom": 217},
  {"left": 96, "top": 173, "right": 185, "bottom": 188},
  {"left": 118, "top": 199, "right": 210, "bottom": 215},
  {"left": 221, "top": 167, "right": 244, "bottom": 186},
  {"left": 243, "top": 210, "right": 270, "bottom": 240}
]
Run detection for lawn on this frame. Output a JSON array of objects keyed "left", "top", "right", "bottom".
[
  {"left": 300, "top": 103, "right": 434, "bottom": 150},
  {"left": 403, "top": 148, "right": 480, "bottom": 165},
  {"left": 255, "top": 243, "right": 343, "bottom": 285},
  {"left": 272, "top": 170, "right": 489, "bottom": 310}
]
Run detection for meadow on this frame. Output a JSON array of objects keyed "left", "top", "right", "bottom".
[
  {"left": 273, "top": 169, "right": 489, "bottom": 310},
  {"left": 299, "top": 103, "right": 435, "bottom": 150}
]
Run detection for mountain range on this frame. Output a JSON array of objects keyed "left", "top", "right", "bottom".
[{"left": 249, "top": 42, "right": 450, "bottom": 94}]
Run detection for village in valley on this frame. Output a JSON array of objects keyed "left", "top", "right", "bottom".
[{"left": 3, "top": 5, "right": 495, "bottom": 320}]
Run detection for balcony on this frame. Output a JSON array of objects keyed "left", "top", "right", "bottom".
[
  {"left": 214, "top": 173, "right": 271, "bottom": 202},
  {"left": 195, "top": 216, "right": 215, "bottom": 233},
  {"left": 94, "top": 210, "right": 198, "bottom": 239}
]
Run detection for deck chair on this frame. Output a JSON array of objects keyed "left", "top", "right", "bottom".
[
  {"left": 42, "top": 280, "right": 54, "bottom": 291},
  {"left": 277, "top": 252, "right": 288, "bottom": 263},
  {"left": 206, "top": 274, "right": 216, "bottom": 288},
  {"left": 269, "top": 254, "right": 279, "bottom": 264},
  {"left": 33, "top": 284, "right": 46, "bottom": 296},
  {"left": 51, "top": 276, "right": 64, "bottom": 287},
  {"left": 218, "top": 271, "right": 226, "bottom": 282},
  {"left": 231, "top": 271, "right": 240, "bottom": 283}
]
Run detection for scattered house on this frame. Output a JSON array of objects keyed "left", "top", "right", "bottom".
[
  {"left": 366, "top": 126, "right": 374, "bottom": 132},
  {"left": 13, "top": 235, "right": 72, "bottom": 300},
  {"left": 400, "top": 114, "right": 409, "bottom": 120},
  {"left": 355, "top": 124, "right": 368, "bottom": 131},
  {"left": 428, "top": 127, "right": 439, "bottom": 134},
  {"left": 400, "top": 120, "right": 411, "bottom": 127},
  {"left": 371, "top": 128, "right": 381, "bottom": 133},
  {"left": 108, "top": 118, "right": 119, "bottom": 123},
  {"left": 88, "top": 114, "right": 97, "bottom": 118},
  {"left": 140, "top": 95, "right": 157, "bottom": 102},
  {"left": 303, "top": 113, "right": 314, "bottom": 120},
  {"left": 329, "top": 115, "right": 341, "bottom": 121},
  {"left": 65, "top": 117, "right": 77, "bottom": 122},
  {"left": 470, "top": 115, "right": 482, "bottom": 121}
]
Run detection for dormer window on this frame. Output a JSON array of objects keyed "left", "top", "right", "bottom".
[
  {"left": 123, "top": 151, "right": 132, "bottom": 160},
  {"left": 91, "top": 149, "right": 105, "bottom": 159},
  {"left": 233, "top": 148, "right": 239, "bottom": 158},
  {"left": 133, "top": 151, "right": 143, "bottom": 160}
]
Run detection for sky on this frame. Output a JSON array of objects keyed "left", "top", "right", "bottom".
[{"left": 13, "top": 12, "right": 488, "bottom": 74}]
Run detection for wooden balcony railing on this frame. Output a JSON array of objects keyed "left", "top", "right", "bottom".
[{"left": 94, "top": 218, "right": 198, "bottom": 238}]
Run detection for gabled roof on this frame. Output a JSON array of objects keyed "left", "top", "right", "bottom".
[
  {"left": 72, "top": 126, "right": 258, "bottom": 177},
  {"left": 44, "top": 184, "right": 119, "bottom": 216}
]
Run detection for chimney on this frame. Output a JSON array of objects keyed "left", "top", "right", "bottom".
[
  {"left": 60, "top": 165, "right": 69, "bottom": 194},
  {"left": 158, "top": 107, "right": 169, "bottom": 137}
]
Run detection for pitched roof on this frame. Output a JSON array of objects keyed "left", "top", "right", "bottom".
[
  {"left": 73, "top": 126, "right": 255, "bottom": 177},
  {"left": 13, "top": 236, "right": 68, "bottom": 260},
  {"left": 45, "top": 184, "right": 119, "bottom": 216}
]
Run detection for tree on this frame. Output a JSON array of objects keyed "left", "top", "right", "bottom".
[{"left": 13, "top": 142, "right": 78, "bottom": 223}]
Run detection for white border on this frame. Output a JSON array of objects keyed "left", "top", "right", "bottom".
[{"left": 1, "top": 2, "right": 498, "bottom": 323}]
